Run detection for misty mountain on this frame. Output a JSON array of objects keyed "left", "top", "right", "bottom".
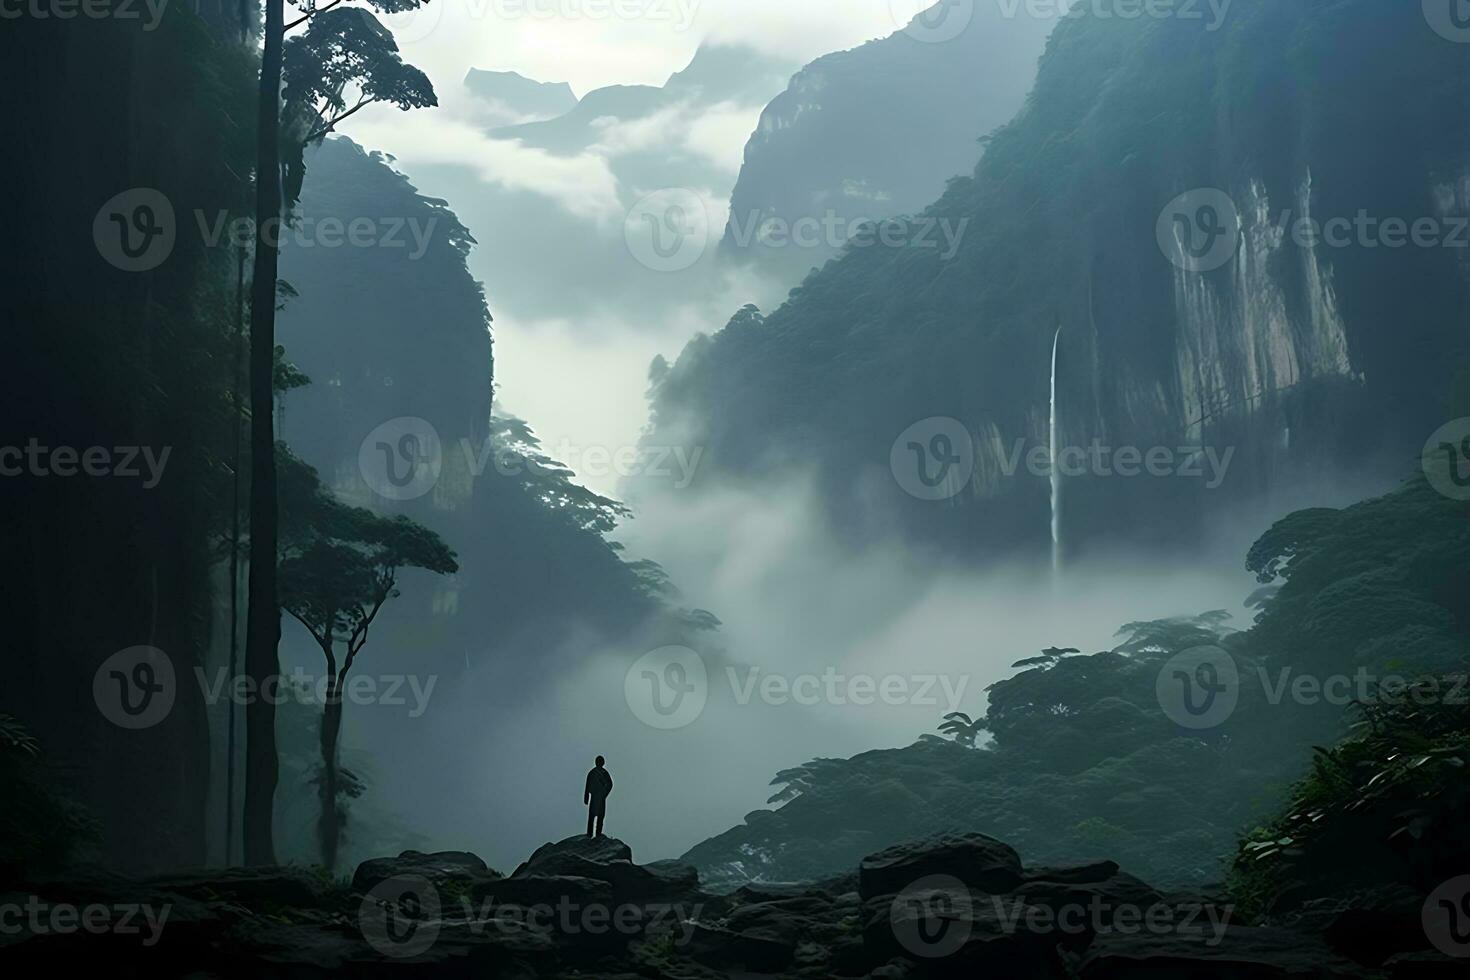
[
  {"left": 278, "top": 135, "right": 716, "bottom": 668},
  {"left": 719, "top": 2, "right": 1053, "bottom": 282},
  {"left": 274, "top": 137, "right": 716, "bottom": 868},
  {"left": 411, "top": 43, "right": 799, "bottom": 328},
  {"left": 642, "top": 0, "right": 1470, "bottom": 562},
  {"left": 492, "top": 43, "right": 796, "bottom": 153},
  {"left": 463, "top": 68, "right": 577, "bottom": 125}
]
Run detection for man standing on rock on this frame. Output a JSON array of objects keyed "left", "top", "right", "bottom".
[{"left": 584, "top": 755, "right": 613, "bottom": 838}]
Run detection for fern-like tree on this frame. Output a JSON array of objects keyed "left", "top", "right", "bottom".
[
  {"left": 277, "top": 449, "right": 457, "bottom": 870},
  {"left": 243, "top": 0, "right": 435, "bottom": 865}
]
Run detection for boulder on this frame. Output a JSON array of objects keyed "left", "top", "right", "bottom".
[
  {"left": 352, "top": 850, "right": 499, "bottom": 894},
  {"left": 859, "top": 833, "right": 1023, "bottom": 900},
  {"left": 1022, "top": 861, "right": 1121, "bottom": 886},
  {"left": 475, "top": 874, "right": 613, "bottom": 912},
  {"left": 507, "top": 835, "right": 697, "bottom": 906},
  {"left": 686, "top": 918, "right": 800, "bottom": 973},
  {"left": 1011, "top": 870, "right": 1167, "bottom": 948},
  {"left": 1076, "top": 925, "right": 1375, "bottom": 980},
  {"left": 513, "top": 835, "right": 632, "bottom": 877},
  {"left": 863, "top": 881, "right": 1057, "bottom": 973},
  {"left": 1384, "top": 950, "right": 1470, "bottom": 979}
]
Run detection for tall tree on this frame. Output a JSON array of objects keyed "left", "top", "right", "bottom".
[
  {"left": 277, "top": 449, "right": 457, "bottom": 870},
  {"left": 241, "top": 0, "right": 433, "bottom": 865},
  {"left": 243, "top": 0, "right": 287, "bottom": 867}
]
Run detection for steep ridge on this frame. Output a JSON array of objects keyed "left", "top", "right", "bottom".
[
  {"left": 273, "top": 137, "right": 716, "bottom": 866},
  {"left": 719, "top": 1, "right": 1053, "bottom": 283},
  {"left": 643, "top": 0, "right": 1470, "bottom": 561}
]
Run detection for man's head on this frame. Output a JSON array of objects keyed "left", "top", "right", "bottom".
[{"left": 595, "top": 755, "right": 605, "bottom": 767}]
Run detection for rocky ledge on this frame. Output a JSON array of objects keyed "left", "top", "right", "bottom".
[{"left": 2, "top": 832, "right": 1461, "bottom": 977}]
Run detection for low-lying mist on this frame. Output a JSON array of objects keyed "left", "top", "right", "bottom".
[{"left": 312, "top": 474, "right": 1261, "bottom": 874}]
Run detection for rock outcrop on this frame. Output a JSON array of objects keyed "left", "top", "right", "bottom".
[{"left": 2, "top": 832, "right": 1454, "bottom": 977}]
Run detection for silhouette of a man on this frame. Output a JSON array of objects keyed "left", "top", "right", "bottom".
[{"left": 584, "top": 755, "right": 613, "bottom": 838}]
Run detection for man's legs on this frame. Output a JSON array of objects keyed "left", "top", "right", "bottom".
[
  {"left": 587, "top": 808, "right": 595, "bottom": 838},
  {"left": 595, "top": 811, "right": 604, "bottom": 837}
]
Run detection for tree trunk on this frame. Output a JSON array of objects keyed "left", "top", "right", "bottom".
[
  {"left": 243, "top": 0, "right": 284, "bottom": 867},
  {"left": 225, "top": 245, "right": 245, "bottom": 866},
  {"left": 319, "top": 685, "right": 344, "bottom": 871}
]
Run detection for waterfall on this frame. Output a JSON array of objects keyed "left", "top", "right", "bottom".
[{"left": 1049, "top": 327, "right": 1061, "bottom": 576}]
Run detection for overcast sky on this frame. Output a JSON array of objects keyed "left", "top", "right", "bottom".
[{"left": 357, "top": 1, "right": 951, "bottom": 97}]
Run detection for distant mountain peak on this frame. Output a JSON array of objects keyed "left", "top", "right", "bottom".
[{"left": 463, "top": 68, "right": 578, "bottom": 122}]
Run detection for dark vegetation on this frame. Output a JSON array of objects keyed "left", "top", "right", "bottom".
[{"left": 684, "top": 471, "right": 1470, "bottom": 894}]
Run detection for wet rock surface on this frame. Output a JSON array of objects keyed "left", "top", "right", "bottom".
[{"left": 3, "top": 833, "right": 1455, "bottom": 977}]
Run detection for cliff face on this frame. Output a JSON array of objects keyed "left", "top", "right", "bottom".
[
  {"left": 278, "top": 137, "right": 689, "bottom": 667},
  {"left": 719, "top": 3, "right": 1052, "bottom": 284},
  {"left": 1, "top": 10, "right": 258, "bottom": 872},
  {"left": 645, "top": 0, "right": 1470, "bottom": 559}
]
